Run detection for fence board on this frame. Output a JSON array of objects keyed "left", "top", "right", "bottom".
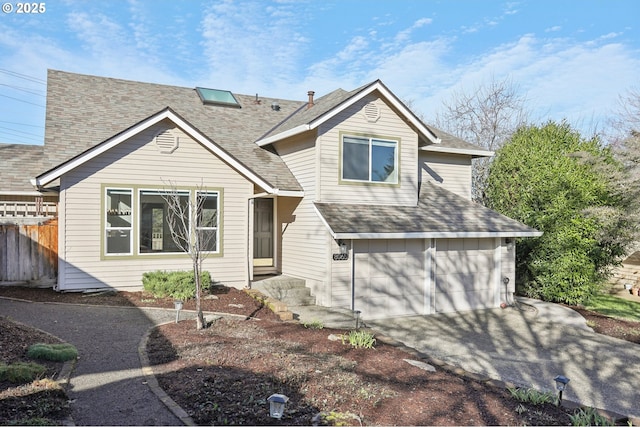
[{"left": 0, "top": 218, "right": 58, "bottom": 286}]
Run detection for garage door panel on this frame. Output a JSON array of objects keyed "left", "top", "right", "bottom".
[
  {"left": 354, "top": 239, "right": 426, "bottom": 319},
  {"left": 435, "top": 238, "right": 497, "bottom": 313}
]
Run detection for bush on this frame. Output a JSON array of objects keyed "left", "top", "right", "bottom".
[
  {"left": 27, "top": 343, "right": 78, "bottom": 362},
  {"left": 341, "top": 330, "right": 376, "bottom": 349},
  {"left": 0, "top": 362, "right": 46, "bottom": 383},
  {"left": 142, "top": 270, "right": 211, "bottom": 300}
]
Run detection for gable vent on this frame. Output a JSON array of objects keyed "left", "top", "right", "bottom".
[
  {"left": 154, "top": 129, "right": 179, "bottom": 154},
  {"left": 362, "top": 101, "right": 380, "bottom": 123}
]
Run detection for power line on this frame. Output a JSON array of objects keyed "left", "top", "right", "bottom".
[
  {"left": 0, "top": 93, "right": 45, "bottom": 107},
  {"left": 0, "top": 125, "right": 43, "bottom": 138},
  {"left": 0, "top": 69, "right": 46, "bottom": 84},
  {"left": 0, "top": 119, "right": 44, "bottom": 129},
  {"left": 0, "top": 83, "right": 45, "bottom": 97}
]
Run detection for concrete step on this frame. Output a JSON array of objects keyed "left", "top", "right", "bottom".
[{"left": 252, "top": 275, "right": 316, "bottom": 306}]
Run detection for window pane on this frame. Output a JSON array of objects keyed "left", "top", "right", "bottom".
[
  {"left": 371, "top": 140, "right": 397, "bottom": 183},
  {"left": 198, "top": 229, "right": 217, "bottom": 252},
  {"left": 140, "top": 191, "right": 189, "bottom": 253},
  {"left": 343, "top": 137, "right": 369, "bottom": 180},
  {"left": 106, "top": 230, "right": 131, "bottom": 254},
  {"left": 106, "top": 189, "right": 132, "bottom": 227},
  {"left": 198, "top": 193, "right": 218, "bottom": 228}
]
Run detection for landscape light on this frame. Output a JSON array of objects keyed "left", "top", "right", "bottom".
[
  {"left": 174, "top": 300, "right": 183, "bottom": 323},
  {"left": 267, "top": 393, "right": 289, "bottom": 419},
  {"left": 554, "top": 375, "right": 570, "bottom": 405}
]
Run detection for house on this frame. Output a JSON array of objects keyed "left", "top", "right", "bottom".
[{"left": 3, "top": 69, "right": 541, "bottom": 319}]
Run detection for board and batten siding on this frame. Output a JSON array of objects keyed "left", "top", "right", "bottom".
[
  {"left": 419, "top": 152, "right": 472, "bottom": 199},
  {"left": 318, "top": 94, "right": 419, "bottom": 206},
  {"left": 275, "top": 134, "right": 330, "bottom": 303},
  {"left": 58, "top": 120, "right": 253, "bottom": 291}
]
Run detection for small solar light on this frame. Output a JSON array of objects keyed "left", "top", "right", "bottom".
[
  {"left": 267, "top": 393, "right": 289, "bottom": 419},
  {"left": 174, "top": 300, "right": 183, "bottom": 323},
  {"left": 554, "top": 375, "right": 570, "bottom": 405}
]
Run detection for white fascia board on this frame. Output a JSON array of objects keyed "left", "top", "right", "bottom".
[
  {"left": 0, "top": 190, "right": 48, "bottom": 196},
  {"left": 273, "top": 189, "right": 304, "bottom": 197},
  {"left": 33, "top": 109, "right": 277, "bottom": 194},
  {"left": 308, "top": 82, "right": 441, "bottom": 145},
  {"left": 313, "top": 204, "right": 337, "bottom": 239},
  {"left": 256, "top": 81, "right": 440, "bottom": 146},
  {"left": 420, "top": 145, "right": 495, "bottom": 157},
  {"left": 333, "top": 231, "right": 543, "bottom": 239},
  {"left": 255, "top": 124, "right": 310, "bottom": 147}
]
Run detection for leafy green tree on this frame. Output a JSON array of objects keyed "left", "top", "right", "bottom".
[{"left": 485, "top": 121, "right": 633, "bottom": 305}]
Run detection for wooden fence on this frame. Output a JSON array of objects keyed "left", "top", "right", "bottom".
[{"left": 0, "top": 218, "right": 58, "bottom": 286}]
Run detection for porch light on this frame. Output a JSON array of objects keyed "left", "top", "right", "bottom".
[
  {"left": 267, "top": 393, "right": 289, "bottom": 419},
  {"left": 554, "top": 375, "right": 570, "bottom": 405},
  {"left": 339, "top": 240, "right": 348, "bottom": 255},
  {"left": 174, "top": 300, "right": 183, "bottom": 323}
]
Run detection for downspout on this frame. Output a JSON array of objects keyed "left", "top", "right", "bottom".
[{"left": 350, "top": 239, "right": 355, "bottom": 311}]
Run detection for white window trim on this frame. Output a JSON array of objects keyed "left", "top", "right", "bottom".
[
  {"left": 196, "top": 190, "right": 220, "bottom": 254},
  {"left": 105, "top": 187, "right": 134, "bottom": 256},
  {"left": 341, "top": 135, "right": 399, "bottom": 184}
]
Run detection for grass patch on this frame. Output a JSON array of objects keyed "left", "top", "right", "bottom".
[
  {"left": 340, "top": 330, "right": 376, "bottom": 349},
  {"left": 585, "top": 295, "right": 640, "bottom": 322},
  {"left": 0, "top": 362, "right": 46, "bottom": 383},
  {"left": 302, "top": 320, "right": 324, "bottom": 330},
  {"left": 569, "top": 407, "right": 613, "bottom": 426},
  {"left": 27, "top": 343, "right": 78, "bottom": 362},
  {"left": 507, "top": 386, "right": 556, "bottom": 405}
]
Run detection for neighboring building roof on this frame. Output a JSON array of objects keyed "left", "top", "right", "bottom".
[
  {"left": 314, "top": 182, "right": 541, "bottom": 239},
  {"left": 0, "top": 143, "right": 46, "bottom": 193},
  {"left": 42, "top": 69, "right": 306, "bottom": 191}
]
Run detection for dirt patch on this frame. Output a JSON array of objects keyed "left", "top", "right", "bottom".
[{"left": 2, "top": 286, "right": 638, "bottom": 425}]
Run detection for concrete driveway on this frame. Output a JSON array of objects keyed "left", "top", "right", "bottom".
[{"left": 367, "top": 298, "right": 640, "bottom": 420}]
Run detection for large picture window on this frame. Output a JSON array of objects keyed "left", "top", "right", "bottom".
[
  {"left": 139, "top": 190, "right": 189, "bottom": 253},
  {"left": 105, "top": 188, "right": 133, "bottom": 255},
  {"left": 342, "top": 135, "right": 398, "bottom": 183},
  {"left": 103, "top": 187, "right": 220, "bottom": 257}
]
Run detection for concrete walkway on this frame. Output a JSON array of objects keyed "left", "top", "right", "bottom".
[
  {"left": 363, "top": 298, "right": 640, "bottom": 420},
  {"left": 0, "top": 298, "right": 186, "bottom": 426}
]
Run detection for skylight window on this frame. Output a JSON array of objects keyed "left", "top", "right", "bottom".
[{"left": 195, "top": 87, "right": 241, "bottom": 107}]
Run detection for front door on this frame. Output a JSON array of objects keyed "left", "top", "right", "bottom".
[{"left": 253, "top": 198, "right": 274, "bottom": 268}]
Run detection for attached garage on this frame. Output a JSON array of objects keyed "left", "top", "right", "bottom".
[
  {"left": 353, "top": 239, "right": 426, "bottom": 319},
  {"left": 434, "top": 238, "right": 498, "bottom": 313},
  {"left": 316, "top": 183, "right": 542, "bottom": 319}
]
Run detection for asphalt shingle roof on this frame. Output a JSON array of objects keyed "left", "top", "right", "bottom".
[
  {"left": 42, "top": 70, "right": 307, "bottom": 191},
  {"left": 314, "top": 182, "right": 540, "bottom": 236},
  {"left": 0, "top": 143, "right": 46, "bottom": 192}
]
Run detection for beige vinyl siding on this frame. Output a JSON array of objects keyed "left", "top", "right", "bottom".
[
  {"left": 59, "top": 120, "right": 253, "bottom": 291},
  {"left": 275, "top": 134, "right": 329, "bottom": 303},
  {"left": 318, "top": 94, "right": 419, "bottom": 206},
  {"left": 500, "top": 238, "right": 516, "bottom": 303},
  {"left": 419, "top": 152, "right": 472, "bottom": 199},
  {"left": 329, "top": 238, "right": 352, "bottom": 309}
]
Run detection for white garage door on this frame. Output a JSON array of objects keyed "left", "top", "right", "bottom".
[
  {"left": 353, "top": 239, "right": 425, "bottom": 319},
  {"left": 435, "top": 238, "right": 497, "bottom": 313}
]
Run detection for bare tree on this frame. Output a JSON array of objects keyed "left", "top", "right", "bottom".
[
  {"left": 434, "top": 76, "right": 529, "bottom": 202},
  {"left": 161, "top": 180, "right": 218, "bottom": 330}
]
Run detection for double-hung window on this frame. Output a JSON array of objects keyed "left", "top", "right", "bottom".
[
  {"left": 105, "top": 188, "right": 133, "bottom": 255},
  {"left": 196, "top": 192, "right": 218, "bottom": 252},
  {"left": 342, "top": 135, "right": 398, "bottom": 184}
]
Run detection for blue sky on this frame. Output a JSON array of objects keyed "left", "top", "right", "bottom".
[{"left": 0, "top": 0, "right": 638, "bottom": 145}]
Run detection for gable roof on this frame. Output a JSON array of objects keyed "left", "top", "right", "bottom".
[
  {"left": 0, "top": 143, "right": 47, "bottom": 194},
  {"left": 33, "top": 108, "right": 302, "bottom": 196},
  {"left": 255, "top": 80, "right": 443, "bottom": 147},
  {"left": 314, "top": 182, "right": 541, "bottom": 239},
  {"left": 40, "top": 70, "right": 306, "bottom": 192}
]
